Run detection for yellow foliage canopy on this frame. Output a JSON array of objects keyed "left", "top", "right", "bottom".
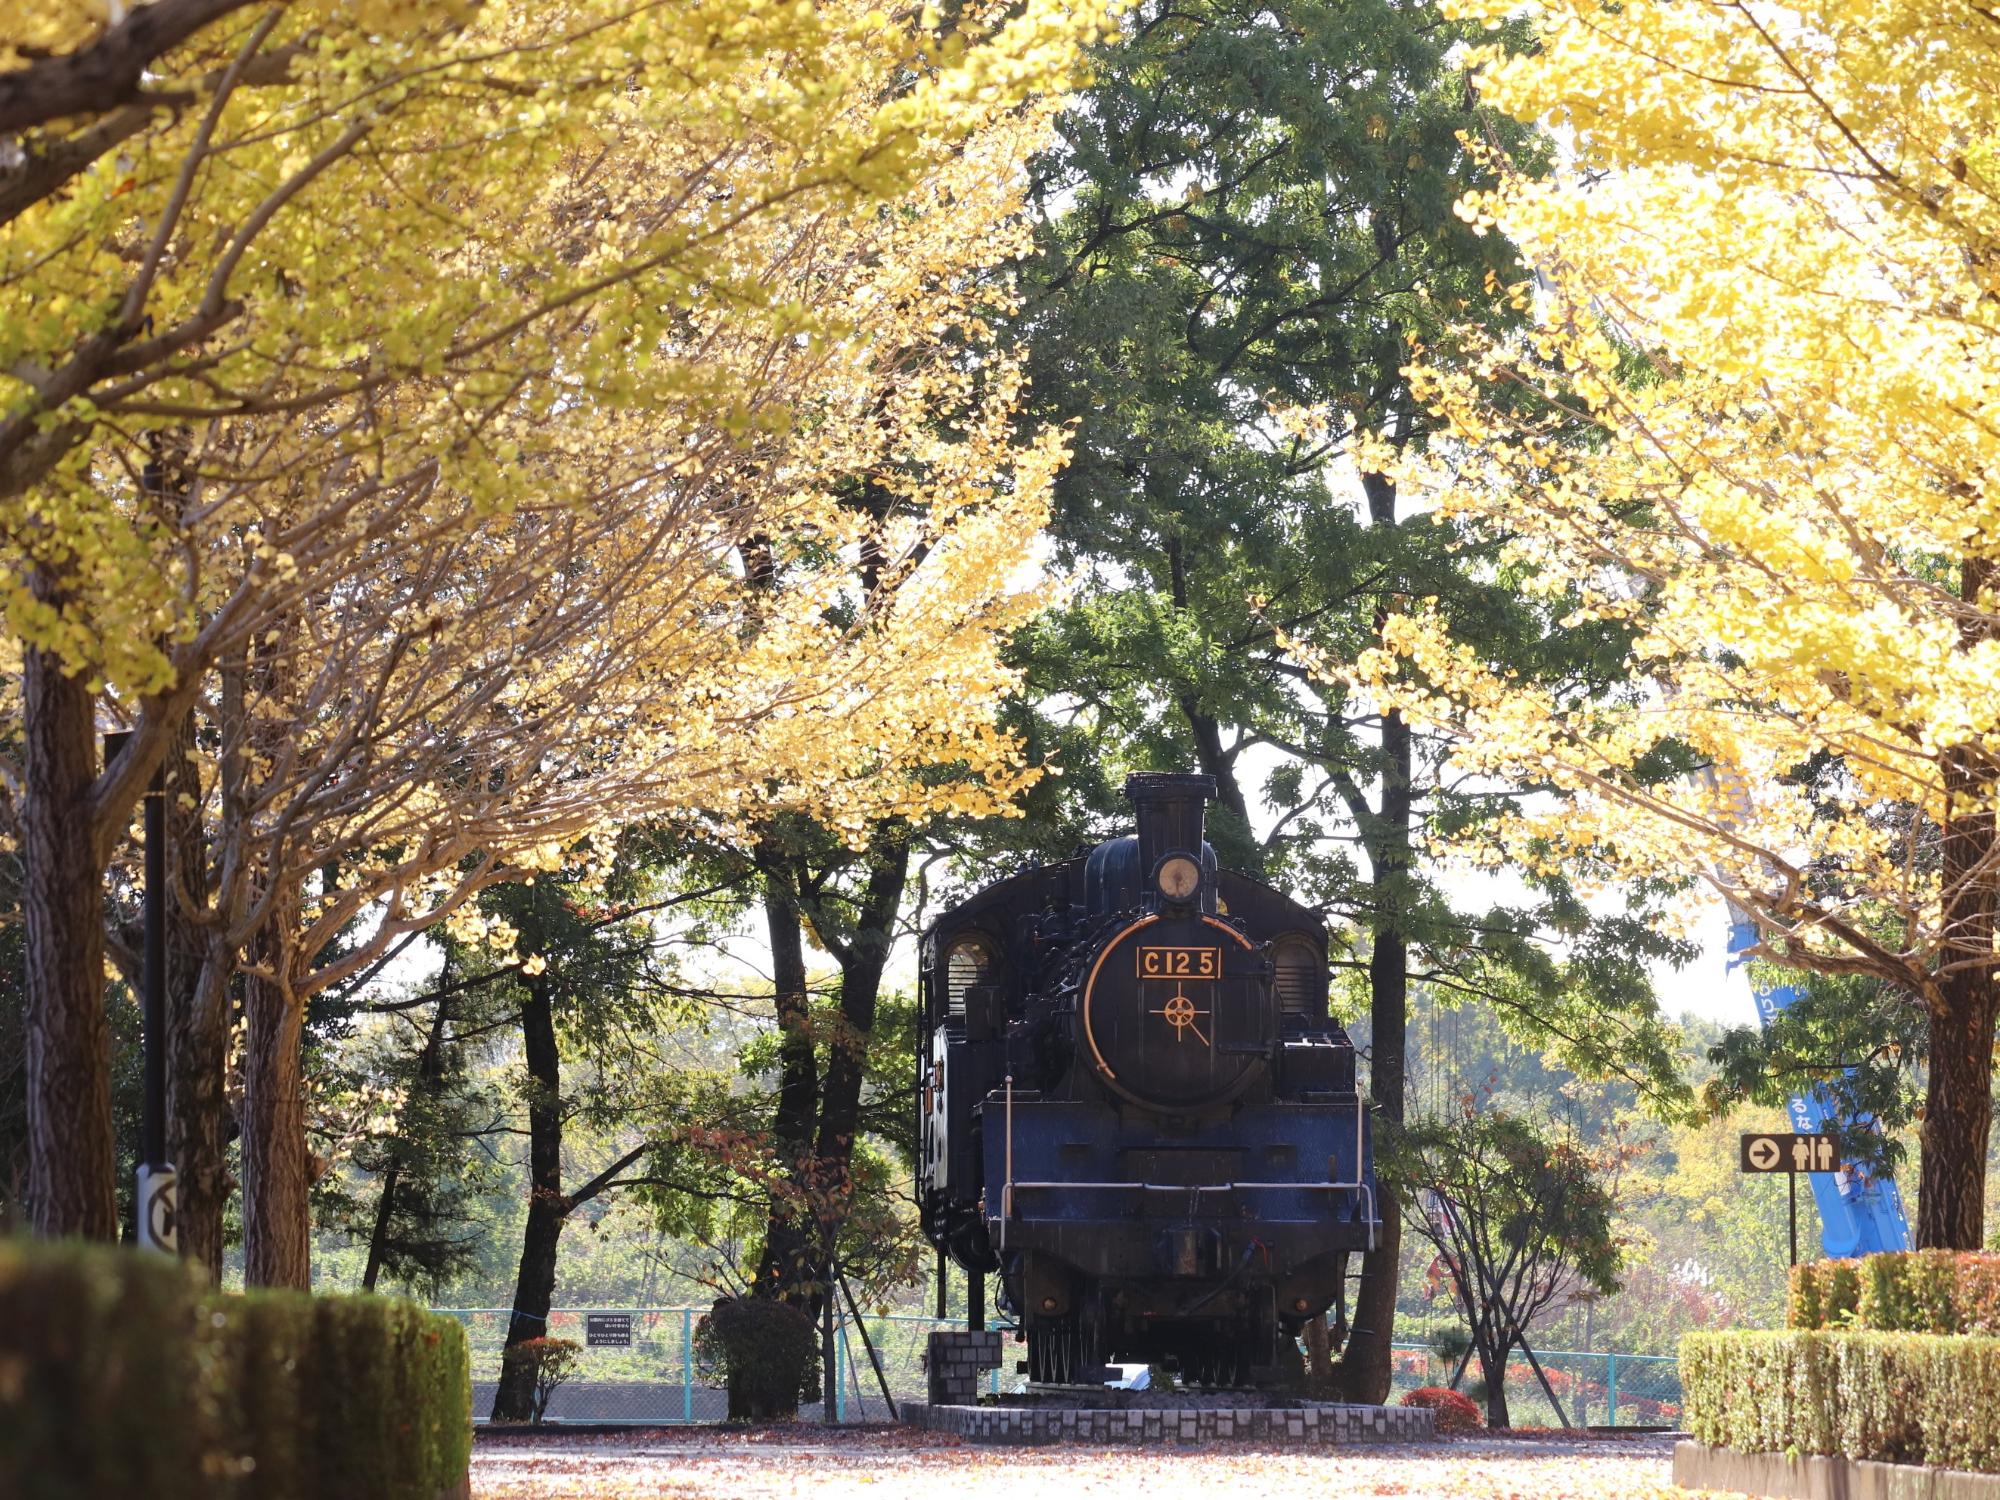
[
  {"left": 0, "top": 0, "right": 1105, "bottom": 933},
  {"left": 1317, "top": 0, "right": 2000, "bottom": 1008}
]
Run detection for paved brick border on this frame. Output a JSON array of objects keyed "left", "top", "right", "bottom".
[
  {"left": 903, "top": 1401, "right": 1435, "bottom": 1446},
  {"left": 1673, "top": 1440, "right": 2000, "bottom": 1499}
]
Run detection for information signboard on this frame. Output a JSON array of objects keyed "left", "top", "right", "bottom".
[{"left": 585, "top": 1313, "right": 633, "bottom": 1348}]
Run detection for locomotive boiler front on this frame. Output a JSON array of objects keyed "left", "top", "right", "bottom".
[
  {"left": 917, "top": 771, "right": 1377, "bottom": 1387},
  {"left": 1078, "top": 909, "right": 1273, "bottom": 1113}
]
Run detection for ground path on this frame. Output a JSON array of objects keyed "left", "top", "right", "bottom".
[{"left": 473, "top": 1426, "right": 1742, "bottom": 1499}]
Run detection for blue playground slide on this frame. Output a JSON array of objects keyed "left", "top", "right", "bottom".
[{"left": 1726, "top": 911, "right": 1913, "bottom": 1257}]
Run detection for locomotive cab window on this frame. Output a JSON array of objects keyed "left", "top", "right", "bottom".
[
  {"left": 1272, "top": 934, "right": 1324, "bottom": 1019},
  {"left": 945, "top": 935, "right": 997, "bottom": 1021}
]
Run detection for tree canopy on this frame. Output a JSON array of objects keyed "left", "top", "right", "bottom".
[{"left": 1334, "top": 0, "right": 2000, "bottom": 1248}]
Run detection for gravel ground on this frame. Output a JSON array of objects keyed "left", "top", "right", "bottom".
[{"left": 472, "top": 1425, "right": 1733, "bottom": 1500}]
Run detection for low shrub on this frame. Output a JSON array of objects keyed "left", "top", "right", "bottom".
[
  {"left": 695, "top": 1296, "right": 821, "bottom": 1420},
  {"left": 0, "top": 1240, "right": 471, "bottom": 1500},
  {"left": 1789, "top": 1251, "right": 2000, "bottom": 1335},
  {"left": 1681, "top": 1329, "right": 2000, "bottom": 1472},
  {"left": 1401, "top": 1386, "right": 1483, "bottom": 1434},
  {"left": 500, "top": 1336, "right": 582, "bottom": 1423},
  {"left": 0, "top": 1237, "right": 212, "bottom": 1498}
]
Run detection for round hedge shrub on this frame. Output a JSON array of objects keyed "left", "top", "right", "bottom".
[
  {"left": 694, "top": 1297, "right": 820, "bottom": 1421},
  {"left": 1402, "top": 1385, "right": 1484, "bottom": 1434}
]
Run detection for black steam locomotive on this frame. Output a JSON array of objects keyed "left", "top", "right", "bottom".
[{"left": 917, "top": 773, "right": 1378, "bottom": 1386}]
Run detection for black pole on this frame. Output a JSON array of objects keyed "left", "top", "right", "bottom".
[
  {"left": 1788, "top": 1171, "right": 1798, "bottom": 1267},
  {"left": 823, "top": 1257, "right": 839, "bottom": 1425},
  {"left": 141, "top": 761, "right": 166, "bottom": 1171},
  {"left": 935, "top": 1248, "right": 947, "bottom": 1320},
  {"left": 967, "top": 1267, "right": 984, "bottom": 1333},
  {"left": 106, "top": 731, "right": 175, "bottom": 1252},
  {"left": 839, "top": 1268, "right": 899, "bottom": 1421}
]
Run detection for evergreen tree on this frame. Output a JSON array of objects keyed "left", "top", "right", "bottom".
[{"left": 1012, "top": 0, "right": 1691, "bottom": 1397}]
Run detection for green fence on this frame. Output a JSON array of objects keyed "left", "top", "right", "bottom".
[
  {"left": 439, "top": 1306, "right": 1680, "bottom": 1428},
  {"left": 1383, "top": 1342, "right": 1681, "bottom": 1428}
]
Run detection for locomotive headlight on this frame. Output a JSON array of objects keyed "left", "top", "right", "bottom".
[{"left": 1156, "top": 855, "right": 1201, "bottom": 903}]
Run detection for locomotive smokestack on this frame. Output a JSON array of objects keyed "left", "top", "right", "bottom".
[{"left": 1125, "top": 772, "right": 1216, "bottom": 873}]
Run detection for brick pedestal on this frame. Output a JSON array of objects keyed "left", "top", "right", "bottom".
[{"left": 925, "top": 1330, "right": 1004, "bottom": 1406}]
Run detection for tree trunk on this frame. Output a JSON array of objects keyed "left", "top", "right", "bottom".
[
  {"left": 1339, "top": 1202, "right": 1403, "bottom": 1403},
  {"left": 1340, "top": 702, "right": 1412, "bottom": 1403},
  {"left": 1165, "top": 535, "right": 1258, "bottom": 871},
  {"left": 492, "top": 977, "right": 566, "bottom": 1423},
  {"left": 164, "top": 709, "right": 230, "bottom": 1279},
  {"left": 1921, "top": 572, "right": 2000, "bottom": 1248},
  {"left": 754, "top": 855, "right": 822, "bottom": 1308},
  {"left": 1476, "top": 1340, "right": 1512, "bottom": 1430},
  {"left": 241, "top": 910, "right": 310, "bottom": 1288},
  {"left": 806, "top": 830, "right": 909, "bottom": 1282},
  {"left": 170, "top": 947, "right": 233, "bottom": 1277},
  {"left": 1918, "top": 968, "right": 1997, "bottom": 1248},
  {"left": 1303, "top": 1314, "right": 1333, "bottom": 1382},
  {"left": 21, "top": 636, "right": 117, "bottom": 1240},
  {"left": 1339, "top": 866, "right": 1409, "bottom": 1404},
  {"left": 1336, "top": 469, "right": 1415, "bottom": 1404}
]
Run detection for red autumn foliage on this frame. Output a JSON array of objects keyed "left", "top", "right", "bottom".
[{"left": 1402, "top": 1385, "right": 1484, "bottom": 1434}]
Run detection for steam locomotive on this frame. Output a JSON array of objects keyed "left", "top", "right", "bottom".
[{"left": 917, "top": 773, "right": 1378, "bottom": 1386}]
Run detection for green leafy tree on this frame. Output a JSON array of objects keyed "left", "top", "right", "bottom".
[
  {"left": 1702, "top": 968, "right": 1923, "bottom": 1182},
  {"left": 331, "top": 968, "right": 510, "bottom": 1298},
  {"left": 1397, "top": 1102, "right": 1623, "bottom": 1428},
  {"left": 1007, "top": 0, "right": 1692, "bottom": 1399},
  {"left": 429, "top": 856, "right": 708, "bottom": 1422}
]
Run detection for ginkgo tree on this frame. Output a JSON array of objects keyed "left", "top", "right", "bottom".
[
  {"left": 1322, "top": 0, "right": 2000, "bottom": 1246},
  {"left": 0, "top": 0, "right": 1100, "bottom": 1249}
]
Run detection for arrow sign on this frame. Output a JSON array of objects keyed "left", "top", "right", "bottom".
[{"left": 1741, "top": 1131, "right": 1840, "bottom": 1174}]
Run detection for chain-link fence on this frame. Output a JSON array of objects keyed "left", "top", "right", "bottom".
[
  {"left": 1385, "top": 1343, "right": 1682, "bottom": 1428},
  {"left": 442, "top": 1308, "right": 976, "bottom": 1424},
  {"left": 440, "top": 1307, "right": 1680, "bottom": 1428}
]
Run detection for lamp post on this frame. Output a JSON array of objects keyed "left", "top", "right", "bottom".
[{"left": 104, "top": 731, "right": 176, "bottom": 1253}]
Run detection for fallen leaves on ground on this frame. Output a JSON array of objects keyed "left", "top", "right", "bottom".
[{"left": 473, "top": 1428, "right": 1747, "bottom": 1500}]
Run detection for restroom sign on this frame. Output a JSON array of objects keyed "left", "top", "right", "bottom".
[{"left": 1740, "top": 1132, "right": 1839, "bottom": 1174}]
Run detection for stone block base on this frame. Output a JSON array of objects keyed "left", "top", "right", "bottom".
[
  {"left": 902, "top": 1401, "right": 1434, "bottom": 1446},
  {"left": 1674, "top": 1440, "right": 2000, "bottom": 1500},
  {"left": 924, "top": 1331, "right": 1004, "bottom": 1406}
]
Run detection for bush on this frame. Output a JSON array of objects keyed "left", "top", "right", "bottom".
[
  {"left": 695, "top": 1296, "right": 820, "bottom": 1421},
  {"left": 1789, "top": 1251, "right": 2000, "bottom": 1335},
  {"left": 0, "top": 1237, "right": 213, "bottom": 1498},
  {"left": 1682, "top": 1329, "right": 2000, "bottom": 1472},
  {"left": 1401, "top": 1386, "right": 1483, "bottom": 1434},
  {"left": 500, "top": 1337, "right": 581, "bottom": 1423},
  {"left": 0, "top": 1240, "right": 471, "bottom": 1500}
]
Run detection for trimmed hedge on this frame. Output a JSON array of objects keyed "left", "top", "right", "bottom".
[
  {"left": 1681, "top": 1328, "right": 2000, "bottom": 1473},
  {"left": 0, "top": 1240, "right": 471, "bottom": 1500},
  {"left": 1790, "top": 1250, "right": 2000, "bottom": 1335}
]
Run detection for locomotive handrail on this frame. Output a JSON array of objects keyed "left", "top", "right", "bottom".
[
  {"left": 1009, "top": 1180, "right": 1355, "bottom": 1193},
  {"left": 1001, "top": 1179, "right": 1378, "bottom": 1247},
  {"left": 1000, "top": 1074, "right": 1015, "bottom": 1248}
]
